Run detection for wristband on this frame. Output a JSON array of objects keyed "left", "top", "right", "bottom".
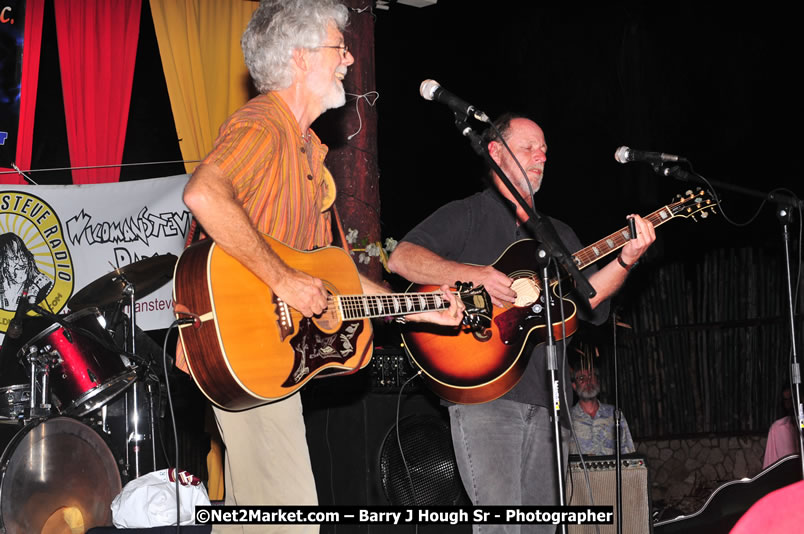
[{"left": 616, "top": 253, "right": 636, "bottom": 272}]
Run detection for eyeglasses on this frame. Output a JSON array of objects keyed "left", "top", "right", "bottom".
[
  {"left": 315, "top": 44, "right": 350, "bottom": 60},
  {"left": 574, "top": 374, "right": 597, "bottom": 384}
]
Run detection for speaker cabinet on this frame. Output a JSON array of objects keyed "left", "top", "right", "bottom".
[
  {"left": 303, "top": 372, "right": 469, "bottom": 534},
  {"left": 566, "top": 454, "right": 652, "bottom": 534}
]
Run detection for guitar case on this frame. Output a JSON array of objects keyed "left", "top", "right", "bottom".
[{"left": 653, "top": 454, "right": 802, "bottom": 534}]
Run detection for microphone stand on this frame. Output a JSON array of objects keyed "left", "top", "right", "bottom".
[
  {"left": 777, "top": 207, "right": 804, "bottom": 478},
  {"left": 453, "top": 113, "right": 595, "bottom": 527},
  {"left": 662, "top": 165, "right": 803, "bottom": 209},
  {"left": 662, "top": 165, "right": 804, "bottom": 479},
  {"left": 612, "top": 308, "right": 623, "bottom": 534}
]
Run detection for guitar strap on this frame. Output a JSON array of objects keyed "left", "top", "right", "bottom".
[
  {"left": 184, "top": 217, "right": 204, "bottom": 247},
  {"left": 330, "top": 205, "right": 352, "bottom": 254}
]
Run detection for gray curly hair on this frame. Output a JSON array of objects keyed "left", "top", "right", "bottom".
[{"left": 242, "top": 0, "right": 350, "bottom": 94}]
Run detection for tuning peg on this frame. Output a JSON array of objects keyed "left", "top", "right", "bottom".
[{"left": 454, "top": 280, "right": 473, "bottom": 291}]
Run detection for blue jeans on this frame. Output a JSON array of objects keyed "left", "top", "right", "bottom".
[{"left": 449, "top": 400, "right": 568, "bottom": 534}]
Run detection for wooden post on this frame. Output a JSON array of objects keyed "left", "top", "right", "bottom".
[{"left": 321, "top": 1, "right": 382, "bottom": 282}]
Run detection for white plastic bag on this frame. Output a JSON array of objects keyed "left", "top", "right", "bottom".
[{"left": 111, "top": 468, "right": 211, "bottom": 527}]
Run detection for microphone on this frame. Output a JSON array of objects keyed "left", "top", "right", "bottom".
[
  {"left": 419, "top": 79, "right": 490, "bottom": 123},
  {"left": 614, "top": 146, "right": 682, "bottom": 165},
  {"left": 662, "top": 165, "right": 700, "bottom": 183},
  {"left": 7, "top": 289, "right": 34, "bottom": 340}
]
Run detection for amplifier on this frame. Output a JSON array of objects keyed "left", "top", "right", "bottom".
[
  {"left": 566, "top": 454, "right": 652, "bottom": 534},
  {"left": 369, "top": 347, "right": 422, "bottom": 392}
]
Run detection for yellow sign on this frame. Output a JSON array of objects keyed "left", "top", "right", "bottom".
[{"left": 0, "top": 191, "right": 74, "bottom": 331}]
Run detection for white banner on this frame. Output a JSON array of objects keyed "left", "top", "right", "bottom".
[{"left": 0, "top": 174, "right": 191, "bottom": 345}]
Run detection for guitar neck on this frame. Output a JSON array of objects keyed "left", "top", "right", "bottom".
[
  {"left": 572, "top": 204, "right": 676, "bottom": 269},
  {"left": 336, "top": 291, "right": 452, "bottom": 321}
]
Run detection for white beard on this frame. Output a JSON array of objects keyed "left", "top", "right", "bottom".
[
  {"left": 577, "top": 384, "right": 600, "bottom": 401},
  {"left": 321, "top": 80, "right": 346, "bottom": 111}
]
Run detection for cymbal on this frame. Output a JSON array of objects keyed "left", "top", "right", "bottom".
[{"left": 68, "top": 254, "right": 178, "bottom": 311}]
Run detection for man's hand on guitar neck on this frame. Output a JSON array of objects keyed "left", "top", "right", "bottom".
[
  {"left": 360, "top": 276, "right": 465, "bottom": 327},
  {"left": 389, "top": 242, "right": 516, "bottom": 309},
  {"left": 587, "top": 214, "right": 656, "bottom": 309},
  {"left": 619, "top": 214, "right": 655, "bottom": 266},
  {"left": 405, "top": 284, "right": 466, "bottom": 326}
]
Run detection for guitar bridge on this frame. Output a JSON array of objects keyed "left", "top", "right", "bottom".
[{"left": 273, "top": 295, "right": 294, "bottom": 342}]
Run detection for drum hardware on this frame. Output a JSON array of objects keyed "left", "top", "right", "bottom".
[
  {"left": 17, "top": 307, "right": 137, "bottom": 417},
  {"left": 0, "top": 384, "right": 38, "bottom": 425},
  {"left": 80, "top": 377, "right": 163, "bottom": 484},
  {"left": 123, "top": 379, "right": 160, "bottom": 480},
  {"left": 1, "top": 256, "right": 177, "bottom": 478},
  {"left": 24, "top": 348, "right": 53, "bottom": 420},
  {"left": 0, "top": 256, "right": 178, "bottom": 530},
  {"left": 66, "top": 255, "right": 177, "bottom": 481}
]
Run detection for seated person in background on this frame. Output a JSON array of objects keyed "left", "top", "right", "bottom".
[
  {"left": 569, "top": 366, "right": 635, "bottom": 455},
  {"left": 762, "top": 386, "right": 801, "bottom": 468}
]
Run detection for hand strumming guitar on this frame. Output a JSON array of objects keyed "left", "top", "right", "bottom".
[{"left": 271, "top": 266, "right": 329, "bottom": 317}]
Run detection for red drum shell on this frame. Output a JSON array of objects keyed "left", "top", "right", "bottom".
[{"left": 18, "top": 308, "right": 135, "bottom": 416}]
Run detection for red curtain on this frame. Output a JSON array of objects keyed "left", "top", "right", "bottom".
[
  {"left": 0, "top": 0, "right": 45, "bottom": 185},
  {"left": 54, "top": 0, "right": 141, "bottom": 184}
]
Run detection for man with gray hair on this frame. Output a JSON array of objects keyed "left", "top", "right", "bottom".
[
  {"left": 181, "top": 1, "right": 463, "bottom": 532},
  {"left": 570, "top": 367, "right": 635, "bottom": 456}
]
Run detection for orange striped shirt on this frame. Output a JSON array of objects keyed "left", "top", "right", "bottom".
[{"left": 204, "top": 92, "right": 333, "bottom": 251}]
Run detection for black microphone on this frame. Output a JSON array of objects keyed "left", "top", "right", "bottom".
[
  {"left": 662, "top": 165, "right": 700, "bottom": 183},
  {"left": 6, "top": 289, "right": 34, "bottom": 340},
  {"left": 614, "top": 146, "right": 682, "bottom": 165},
  {"left": 419, "top": 79, "right": 490, "bottom": 123}
]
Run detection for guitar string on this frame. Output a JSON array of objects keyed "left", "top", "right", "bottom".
[
  {"left": 575, "top": 194, "right": 714, "bottom": 266},
  {"left": 336, "top": 294, "right": 449, "bottom": 319},
  {"left": 328, "top": 292, "right": 456, "bottom": 320},
  {"left": 574, "top": 207, "right": 671, "bottom": 265}
]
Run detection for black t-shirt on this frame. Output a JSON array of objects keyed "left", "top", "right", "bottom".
[{"left": 401, "top": 188, "right": 610, "bottom": 411}]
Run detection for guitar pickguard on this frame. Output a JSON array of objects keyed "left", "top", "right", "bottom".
[
  {"left": 494, "top": 289, "right": 572, "bottom": 346},
  {"left": 283, "top": 319, "right": 365, "bottom": 386}
]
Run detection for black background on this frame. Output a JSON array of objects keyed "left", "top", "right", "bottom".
[{"left": 373, "top": 4, "right": 802, "bottom": 258}]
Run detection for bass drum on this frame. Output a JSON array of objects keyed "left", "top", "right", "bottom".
[{"left": 0, "top": 417, "right": 121, "bottom": 534}]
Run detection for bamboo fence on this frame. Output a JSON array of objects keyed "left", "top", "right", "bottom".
[{"left": 581, "top": 245, "right": 799, "bottom": 439}]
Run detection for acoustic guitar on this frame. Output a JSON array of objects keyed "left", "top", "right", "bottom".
[
  {"left": 402, "top": 189, "right": 715, "bottom": 404},
  {"left": 173, "top": 235, "right": 491, "bottom": 410}
]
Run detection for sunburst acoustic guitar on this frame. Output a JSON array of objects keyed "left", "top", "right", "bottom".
[{"left": 402, "top": 189, "right": 715, "bottom": 404}]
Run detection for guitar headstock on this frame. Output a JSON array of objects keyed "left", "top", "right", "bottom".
[
  {"left": 668, "top": 188, "right": 717, "bottom": 221},
  {"left": 454, "top": 281, "right": 493, "bottom": 330}
]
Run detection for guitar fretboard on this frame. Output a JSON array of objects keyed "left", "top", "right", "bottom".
[
  {"left": 572, "top": 205, "right": 675, "bottom": 269},
  {"left": 336, "top": 292, "right": 451, "bottom": 320}
]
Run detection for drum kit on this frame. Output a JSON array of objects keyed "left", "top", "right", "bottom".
[{"left": 0, "top": 254, "right": 177, "bottom": 534}]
